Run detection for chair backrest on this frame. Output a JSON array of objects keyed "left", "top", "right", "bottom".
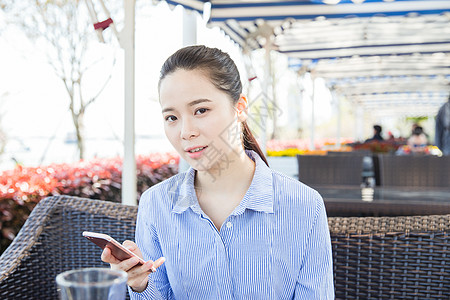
[
  {"left": 378, "top": 154, "right": 450, "bottom": 187},
  {"left": 0, "top": 196, "right": 137, "bottom": 300},
  {"left": 328, "top": 214, "right": 450, "bottom": 299},
  {"left": 2, "top": 196, "right": 450, "bottom": 299},
  {"left": 297, "top": 154, "right": 364, "bottom": 186},
  {"left": 327, "top": 150, "right": 371, "bottom": 156}
]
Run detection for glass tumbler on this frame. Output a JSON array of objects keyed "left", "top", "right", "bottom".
[{"left": 56, "top": 267, "right": 127, "bottom": 300}]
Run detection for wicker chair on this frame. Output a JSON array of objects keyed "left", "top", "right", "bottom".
[
  {"left": 297, "top": 154, "right": 364, "bottom": 186},
  {"left": 329, "top": 214, "right": 450, "bottom": 299},
  {"left": 378, "top": 154, "right": 450, "bottom": 187},
  {"left": 1, "top": 196, "right": 450, "bottom": 299},
  {"left": 0, "top": 196, "right": 137, "bottom": 299}
]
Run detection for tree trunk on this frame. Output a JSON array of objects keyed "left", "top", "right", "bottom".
[
  {"left": 75, "top": 112, "right": 85, "bottom": 160},
  {"left": 71, "top": 104, "right": 85, "bottom": 160}
]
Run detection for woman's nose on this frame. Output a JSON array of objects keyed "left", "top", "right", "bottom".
[{"left": 180, "top": 118, "right": 199, "bottom": 140}]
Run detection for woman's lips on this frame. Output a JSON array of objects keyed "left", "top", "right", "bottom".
[{"left": 185, "top": 146, "right": 208, "bottom": 159}]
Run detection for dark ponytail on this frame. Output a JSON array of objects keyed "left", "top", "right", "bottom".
[
  {"left": 242, "top": 122, "right": 269, "bottom": 166},
  {"left": 159, "top": 45, "right": 269, "bottom": 166}
]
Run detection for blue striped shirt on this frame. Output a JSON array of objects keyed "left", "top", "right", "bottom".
[{"left": 129, "top": 150, "right": 334, "bottom": 299}]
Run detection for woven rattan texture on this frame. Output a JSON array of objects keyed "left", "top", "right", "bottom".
[
  {"left": 379, "top": 155, "right": 450, "bottom": 187},
  {"left": 0, "top": 196, "right": 137, "bottom": 299},
  {"left": 329, "top": 215, "right": 450, "bottom": 299},
  {"left": 1, "top": 196, "right": 450, "bottom": 299},
  {"left": 297, "top": 155, "right": 364, "bottom": 186}
]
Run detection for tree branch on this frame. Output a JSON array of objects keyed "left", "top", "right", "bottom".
[{"left": 83, "top": 53, "right": 117, "bottom": 111}]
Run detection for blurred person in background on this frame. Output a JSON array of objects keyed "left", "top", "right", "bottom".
[
  {"left": 365, "top": 124, "right": 384, "bottom": 143},
  {"left": 407, "top": 126, "right": 428, "bottom": 154}
]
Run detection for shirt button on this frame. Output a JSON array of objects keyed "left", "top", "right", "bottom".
[{"left": 226, "top": 222, "right": 233, "bottom": 229}]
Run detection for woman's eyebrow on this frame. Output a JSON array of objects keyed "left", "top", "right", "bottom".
[
  {"left": 162, "top": 99, "right": 212, "bottom": 114},
  {"left": 188, "top": 99, "right": 212, "bottom": 107}
]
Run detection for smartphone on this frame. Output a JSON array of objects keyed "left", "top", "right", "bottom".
[{"left": 82, "top": 231, "right": 146, "bottom": 265}]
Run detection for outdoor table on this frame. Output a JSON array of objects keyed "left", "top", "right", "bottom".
[{"left": 311, "top": 185, "right": 450, "bottom": 217}]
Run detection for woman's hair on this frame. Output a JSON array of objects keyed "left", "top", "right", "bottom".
[
  {"left": 159, "top": 45, "right": 268, "bottom": 166},
  {"left": 373, "top": 125, "right": 382, "bottom": 134},
  {"left": 412, "top": 126, "right": 424, "bottom": 136}
]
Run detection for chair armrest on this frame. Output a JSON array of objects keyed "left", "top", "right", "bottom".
[
  {"left": 0, "top": 195, "right": 138, "bottom": 299},
  {"left": 0, "top": 196, "right": 61, "bottom": 282}
]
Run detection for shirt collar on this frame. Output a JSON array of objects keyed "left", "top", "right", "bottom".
[
  {"left": 172, "top": 150, "right": 274, "bottom": 215},
  {"left": 172, "top": 167, "right": 197, "bottom": 214},
  {"left": 233, "top": 150, "right": 274, "bottom": 215}
]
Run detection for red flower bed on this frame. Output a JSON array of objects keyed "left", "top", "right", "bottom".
[
  {"left": 0, "top": 153, "right": 179, "bottom": 253},
  {"left": 351, "top": 140, "right": 402, "bottom": 154}
]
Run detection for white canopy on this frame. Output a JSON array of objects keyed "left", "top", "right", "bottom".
[{"left": 156, "top": 0, "right": 450, "bottom": 116}]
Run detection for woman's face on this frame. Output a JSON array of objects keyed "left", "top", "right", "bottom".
[{"left": 159, "top": 69, "right": 243, "bottom": 171}]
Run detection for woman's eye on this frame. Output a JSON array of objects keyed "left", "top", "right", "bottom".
[
  {"left": 195, "top": 108, "right": 209, "bottom": 115},
  {"left": 165, "top": 115, "right": 177, "bottom": 122}
]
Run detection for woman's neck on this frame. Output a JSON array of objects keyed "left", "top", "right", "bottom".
[{"left": 194, "top": 149, "right": 256, "bottom": 194}]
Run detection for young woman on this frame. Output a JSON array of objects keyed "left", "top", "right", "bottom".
[{"left": 101, "top": 45, "right": 334, "bottom": 299}]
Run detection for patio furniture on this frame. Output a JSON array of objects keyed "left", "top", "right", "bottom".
[
  {"left": 378, "top": 154, "right": 450, "bottom": 187},
  {"left": 326, "top": 151, "right": 380, "bottom": 186},
  {"left": 0, "top": 196, "right": 137, "bottom": 300},
  {"left": 297, "top": 154, "right": 364, "bottom": 186},
  {"left": 330, "top": 214, "right": 450, "bottom": 299},
  {"left": 1, "top": 196, "right": 450, "bottom": 299}
]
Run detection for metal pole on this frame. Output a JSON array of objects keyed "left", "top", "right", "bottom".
[
  {"left": 356, "top": 103, "right": 364, "bottom": 142},
  {"left": 183, "top": 9, "right": 197, "bottom": 46},
  {"left": 98, "top": 0, "right": 121, "bottom": 38},
  {"left": 260, "top": 45, "right": 271, "bottom": 154},
  {"left": 178, "top": 8, "right": 198, "bottom": 173},
  {"left": 122, "top": 0, "right": 136, "bottom": 205},
  {"left": 332, "top": 89, "right": 341, "bottom": 149},
  {"left": 84, "top": 0, "right": 105, "bottom": 43}
]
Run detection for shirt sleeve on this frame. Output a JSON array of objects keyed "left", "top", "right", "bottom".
[
  {"left": 294, "top": 193, "right": 335, "bottom": 299},
  {"left": 128, "top": 191, "right": 175, "bottom": 300}
]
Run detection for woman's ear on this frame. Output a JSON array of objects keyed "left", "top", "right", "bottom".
[{"left": 235, "top": 94, "right": 248, "bottom": 122}]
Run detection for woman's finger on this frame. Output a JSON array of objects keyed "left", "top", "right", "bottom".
[
  {"left": 101, "top": 247, "right": 121, "bottom": 265},
  {"left": 122, "top": 240, "right": 137, "bottom": 251},
  {"left": 117, "top": 256, "right": 144, "bottom": 272},
  {"left": 143, "top": 257, "right": 166, "bottom": 273},
  {"left": 123, "top": 240, "right": 144, "bottom": 257},
  {"left": 152, "top": 257, "right": 166, "bottom": 271}
]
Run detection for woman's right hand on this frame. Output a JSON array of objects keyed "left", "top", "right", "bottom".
[{"left": 101, "top": 240, "right": 166, "bottom": 293}]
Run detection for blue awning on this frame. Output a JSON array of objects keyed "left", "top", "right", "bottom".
[
  {"left": 159, "top": 1, "right": 450, "bottom": 21},
  {"left": 155, "top": 0, "right": 450, "bottom": 116},
  {"left": 157, "top": 1, "right": 450, "bottom": 53}
]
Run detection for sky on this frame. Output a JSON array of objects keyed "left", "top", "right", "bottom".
[{"left": 0, "top": 2, "right": 333, "bottom": 171}]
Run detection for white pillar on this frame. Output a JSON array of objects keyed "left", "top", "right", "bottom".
[
  {"left": 122, "top": 0, "right": 136, "bottom": 205},
  {"left": 260, "top": 45, "right": 271, "bottom": 154},
  {"left": 332, "top": 89, "right": 341, "bottom": 149},
  {"left": 183, "top": 9, "right": 197, "bottom": 46},
  {"left": 310, "top": 76, "right": 316, "bottom": 150},
  {"left": 356, "top": 104, "right": 364, "bottom": 142},
  {"left": 178, "top": 8, "right": 197, "bottom": 173},
  {"left": 296, "top": 74, "right": 306, "bottom": 138}
]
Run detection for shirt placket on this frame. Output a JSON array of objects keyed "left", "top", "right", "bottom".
[{"left": 200, "top": 213, "right": 235, "bottom": 300}]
